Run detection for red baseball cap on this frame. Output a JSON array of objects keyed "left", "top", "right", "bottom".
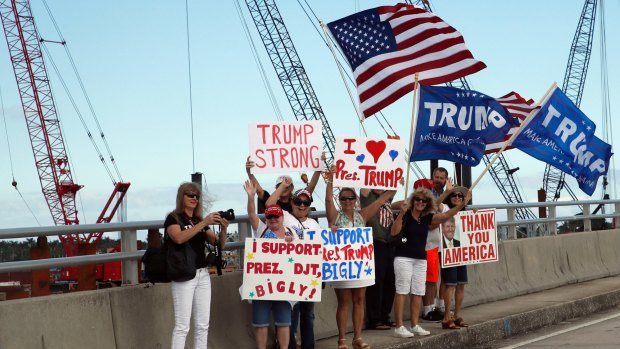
[
  {"left": 413, "top": 178, "right": 434, "bottom": 190},
  {"left": 264, "top": 204, "right": 283, "bottom": 217}
]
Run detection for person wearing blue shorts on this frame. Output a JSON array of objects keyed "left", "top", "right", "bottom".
[{"left": 440, "top": 216, "right": 469, "bottom": 329}]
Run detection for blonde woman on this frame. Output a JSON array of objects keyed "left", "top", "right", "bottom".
[
  {"left": 390, "top": 187, "right": 470, "bottom": 338},
  {"left": 325, "top": 165, "right": 396, "bottom": 349}
]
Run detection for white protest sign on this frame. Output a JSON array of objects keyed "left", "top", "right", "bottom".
[
  {"left": 242, "top": 238, "right": 323, "bottom": 302},
  {"left": 248, "top": 121, "right": 323, "bottom": 173},
  {"left": 304, "top": 227, "right": 375, "bottom": 283},
  {"left": 333, "top": 136, "right": 405, "bottom": 190},
  {"left": 441, "top": 209, "right": 498, "bottom": 268}
]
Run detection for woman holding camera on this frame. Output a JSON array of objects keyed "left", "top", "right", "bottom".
[
  {"left": 245, "top": 180, "right": 297, "bottom": 349},
  {"left": 166, "top": 182, "right": 229, "bottom": 349}
]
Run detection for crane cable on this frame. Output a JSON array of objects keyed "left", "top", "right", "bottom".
[
  {"left": 0, "top": 85, "right": 41, "bottom": 226},
  {"left": 233, "top": 0, "right": 285, "bottom": 121},
  {"left": 184, "top": 0, "right": 196, "bottom": 172},
  {"left": 296, "top": 0, "right": 425, "bottom": 179},
  {"left": 40, "top": 44, "right": 116, "bottom": 185},
  {"left": 598, "top": 0, "right": 616, "bottom": 200},
  {"left": 40, "top": 0, "right": 123, "bottom": 183}
]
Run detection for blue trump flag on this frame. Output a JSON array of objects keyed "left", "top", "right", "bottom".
[
  {"left": 512, "top": 86, "right": 612, "bottom": 195},
  {"left": 410, "top": 85, "right": 518, "bottom": 166}
]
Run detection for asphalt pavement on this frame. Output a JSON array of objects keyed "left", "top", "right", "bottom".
[{"left": 313, "top": 275, "right": 620, "bottom": 349}]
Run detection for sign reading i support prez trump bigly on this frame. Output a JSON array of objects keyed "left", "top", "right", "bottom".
[
  {"left": 242, "top": 238, "right": 323, "bottom": 302},
  {"left": 304, "top": 227, "right": 375, "bottom": 283},
  {"left": 441, "top": 209, "right": 498, "bottom": 268},
  {"left": 248, "top": 121, "right": 323, "bottom": 173},
  {"left": 333, "top": 136, "right": 405, "bottom": 190}
]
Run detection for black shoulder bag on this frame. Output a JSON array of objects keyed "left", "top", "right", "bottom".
[{"left": 142, "top": 213, "right": 197, "bottom": 283}]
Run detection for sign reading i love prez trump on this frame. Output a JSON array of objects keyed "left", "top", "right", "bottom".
[
  {"left": 333, "top": 136, "right": 405, "bottom": 190},
  {"left": 242, "top": 238, "right": 323, "bottom": 302},
  {"left": 248, "top": 121, "right": 323, "bottom": 173}
]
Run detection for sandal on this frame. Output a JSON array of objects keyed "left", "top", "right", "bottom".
[
  {"left": 441, "top": 319, "right": 459, "bottom": 329},
  {"left": 368, "top": 322, "right": 390, "bottom": 330},
  {"left": 338, "top": 338, "right": 348, "bottom": 349},
  {"left": 454, "top": 317, "right": 469, "bottom": 328},
  {"left": 352, "top": 337, "right": 370, "bottom": 349}
]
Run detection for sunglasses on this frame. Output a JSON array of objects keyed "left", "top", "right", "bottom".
[
  {"left": 413, "top": 197, "right": 430, "bottom": 203},
  {"left": 184, "top": 192, "right": 200, "bottom": 199},
  {"left": 265, "top": 214, "right": 281, "bottom": 220},
  {"left": 451, "top": 193, "right": 464, "bottom": 199},
  {"left": 293, "top": 198, "right": 312, "bottom": 206},
  {"left": 339, "top": 196, "right": 356, "bottom": 202}
]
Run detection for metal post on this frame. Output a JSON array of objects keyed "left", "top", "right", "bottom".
[
  {"left": 583, "top": 203, "right": 591, "bottom": 231},
  {"left": 548, "top": 206, "right": 557, "bottom": 235},
  {"left": 121, "top": 228, "right": 139, "bottom": 284},
  {"left": 238, "top": 222, "right": 250, "bottom": 267},
  {"left": 507, "top": 208, "right": 516, "bottom": 239}
]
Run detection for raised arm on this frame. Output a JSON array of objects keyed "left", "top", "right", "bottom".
[
  {"left": 266, "top": 176, "right": 292, "bottom": 206},
  {"left": 325, "top": 165, "right": 338, "bottom": 224},
  {"left": 360, "top": 189, "right": 397, "bottom": 223},
  {"left": 246, "top": 156, "right": 265, "bottom": 199},
  {"left": 435, "top": 177, "right": 454, "bottom": 205},
  {"left": 431, "top": 189, "right": 472, "bottom": 225},
  {"left": 305, "top": 152, "right": 326, "bottom": 195},
  {"left": 244, "top": 180, "right": 260, "bottom": 231},
  {"left": 390, "top": 201, "right": 409, "bottom": 236}
]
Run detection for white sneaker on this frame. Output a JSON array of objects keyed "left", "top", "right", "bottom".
[
  {"left": 410, "top": 324, "right": 430, "bottom": 336},
  {"left": 394, "top": 325, "right": 414, "bottom": 338}
]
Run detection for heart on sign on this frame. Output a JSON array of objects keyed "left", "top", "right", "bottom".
[
  {"left": 366, "top": 140, "right": 386, "bottom": 163},
  {"left": 389, "top": 150, "right": 398, "bottom": 161},
  {"left": 356, "top": 154, "right": 365, "bottom": 163}
]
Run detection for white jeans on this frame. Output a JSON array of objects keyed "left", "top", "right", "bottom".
[{"left": 171, "top": 268, "right": 212, "bottom": 349}]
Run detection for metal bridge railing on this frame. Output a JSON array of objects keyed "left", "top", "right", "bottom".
[{"left": 1, "top": 200, "right": 619, "bottom": 284}]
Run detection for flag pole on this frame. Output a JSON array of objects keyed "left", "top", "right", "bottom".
[
  {"left": 404, "top": 73, "right": 420, "bottom": 201},
  {"left": 320, "top": 20, "right": 368, "bottom": 136},
  {"left": 470, "top": 82, "right": 558, "bottom": 191}
]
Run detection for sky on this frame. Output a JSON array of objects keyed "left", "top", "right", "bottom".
[{"left": 0, "top": 0, "right": 618, "bottom": 231}]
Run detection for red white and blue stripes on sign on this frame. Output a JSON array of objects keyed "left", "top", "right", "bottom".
[
  {"left": 327, "top": 3, "right": 486, "bottom": 118},
  {"left": 485, "top": 92, "right": 539, "bottom": 154}
]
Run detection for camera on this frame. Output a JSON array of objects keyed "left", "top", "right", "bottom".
[{"left": 218, "top": 208, "right": 235, "bottom": 221}]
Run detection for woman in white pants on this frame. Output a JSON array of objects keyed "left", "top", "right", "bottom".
[{"left": 165, "top": 182, "right": 229, "bottom": 348}]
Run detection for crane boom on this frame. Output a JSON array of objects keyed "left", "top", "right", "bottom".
[
  {"left": 244, "top": 0, "right": 337, "bottom": 167},
  {"left": 0, "top": 0, "right": 81, "bottom": 228},
  {"left": 0, "top": 0, "right": 130, "bottom": 256},
  {"left": 543, "top": 0, "right": 597, "bottom": 202}
]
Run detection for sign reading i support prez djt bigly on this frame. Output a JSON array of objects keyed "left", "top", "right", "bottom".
[
  {"left": 242, "top": 238, "right": 323, "bottom": 302},
  {"left": 334, "top": 136, "right": 405, "bottom": 190},
  {"left": 304, "top": 227, "right": 375, "bottom": 283},
  {"left": 248, "top": 120, "right": 323, "bottom": 173}
]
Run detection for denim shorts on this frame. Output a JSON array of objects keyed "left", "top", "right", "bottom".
[
  {"left": 441, "top": 265, "right": 468, "bottom": 286},
  {"left": 252, "top": 300, "right": 292, "bottom": 327}
]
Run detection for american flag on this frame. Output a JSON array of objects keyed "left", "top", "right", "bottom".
[
  {"left": 326, "top": 3, "right": 486, "bottom": 118},
  {"left": 485, "top": 92, "right": 539, "bottom": 154}
]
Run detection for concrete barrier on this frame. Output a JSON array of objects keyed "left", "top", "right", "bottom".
[{"left": 1, "top": 229, "right": 619, "bottom": 349}]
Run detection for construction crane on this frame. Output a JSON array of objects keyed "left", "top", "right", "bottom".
[
  {"left": 410, "top": 0, "right": 539, "bottom": 223},
  {"left": 543, "top": 0, "right": 597, "bottom": 203},
  {"left": 0, "top": 0, "right": 129, "bottom": 258},
  {"left": 243, "top": 0, "right": 337, "bottom": 168}
]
